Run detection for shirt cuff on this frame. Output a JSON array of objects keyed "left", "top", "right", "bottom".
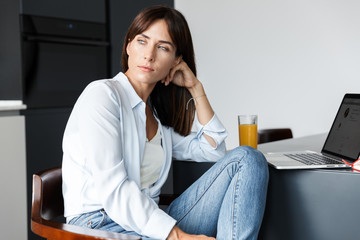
[
  {"left": 195, "top": 114, "right": 227, "bottom": 147},
  {"left": 141, "top": 208, "right": 177, "bottom": 239}
]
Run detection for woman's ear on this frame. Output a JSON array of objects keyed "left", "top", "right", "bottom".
[
  {"left": 173, "top": 55, "right": 182, "bottom": 67},
  {"left": 126, "top": 39, "right": 131, "bottom": 55}
]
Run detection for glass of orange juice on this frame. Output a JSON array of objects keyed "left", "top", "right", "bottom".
[{"left": 238, "top": 115, "right": 258, "bottom": 149}]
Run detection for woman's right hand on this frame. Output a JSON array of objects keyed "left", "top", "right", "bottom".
[{"left": 167, "top": 226, "right": 216, "bottom": 240}]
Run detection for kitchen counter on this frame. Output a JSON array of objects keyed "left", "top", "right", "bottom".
[{"left": 0, "top": 100, "right": 27, "bottom": 113}]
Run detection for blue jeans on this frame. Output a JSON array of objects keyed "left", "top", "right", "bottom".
[{"left": 69, "top": 146, "right": 269, "bottom": 239}]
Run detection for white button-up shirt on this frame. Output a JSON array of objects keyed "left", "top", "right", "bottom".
[{"left": 62, "top": 72, "right": 228, "bottom": 239}]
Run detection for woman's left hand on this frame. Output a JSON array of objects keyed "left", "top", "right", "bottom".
[{"left": 162, "top": 61, "right": 199, "bottom": 89}]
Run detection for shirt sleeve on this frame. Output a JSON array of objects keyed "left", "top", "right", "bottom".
[
  {"left": 171, "top": 113, "right": 228, "bottom": 162},
  {"left": 75, "top": 82, "right": 176, "bottom": 239}
]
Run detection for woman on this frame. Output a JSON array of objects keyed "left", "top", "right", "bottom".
[{"left": 62, "top": 6, "right": 268, "bottom": 240}]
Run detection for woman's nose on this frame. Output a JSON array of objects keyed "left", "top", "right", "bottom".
[{"left": 144, "top": 48, "right": 155, "bottom": 62}]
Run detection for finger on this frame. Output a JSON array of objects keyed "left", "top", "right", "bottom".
[
  {"left": 168, "top": 68, "right": 176, "bottom": 82},
  {"left": 167, "top": 73, "right": 172, "bottom": 85},
  {"left": 165, "top": 74, "right": 171, "bottom": 86}
]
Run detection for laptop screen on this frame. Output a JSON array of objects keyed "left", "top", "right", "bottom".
[{"left": 322, "top": 94, "right": 360, "bottom": 161}]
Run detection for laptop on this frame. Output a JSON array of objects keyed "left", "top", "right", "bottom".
[{"left": 265, "top": 93, "right": 360, "bottom": 169}]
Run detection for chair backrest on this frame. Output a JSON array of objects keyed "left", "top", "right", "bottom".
[
  {"left": 31, "top": 167, "right": 140, "bottom": 240},
  {"left": 258, "top": 128, "right": 293, "bottom": 144},
  {"left": 36, "top": 167, "right": 63, "bottom": 220}
]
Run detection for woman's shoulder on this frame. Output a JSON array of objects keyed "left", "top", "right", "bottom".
[
  {"left": 73, "top": 78, "right": 126, "bottom": 111},
  {"left": 81, "top": 74, "right": 127, "bottom": 99},
  {"left": 79, "top": 80, "right": 115, "bottom": 101}
]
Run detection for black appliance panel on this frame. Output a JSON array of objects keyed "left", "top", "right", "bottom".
[
  {"left": 21, "top": 14, "right": 107, "bottom": 40},
  {"left": 20, "top": 0, "right": 106, "bottom": 23},
  {"left": 21, "top": 15, "right": 109, "bottom": 108},
  {"left": 22, "top": 41, "right": 108, "bottom": 108}
]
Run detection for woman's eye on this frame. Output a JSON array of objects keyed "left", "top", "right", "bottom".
[
  {"left": 137, "top": 39, "right": 146, "bottom": 44},
  {"left": 158, "top": 45, "right": 169, "bottom": 51}
]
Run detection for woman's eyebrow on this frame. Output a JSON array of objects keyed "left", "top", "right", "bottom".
[{"left": 140, "top": 33, "right": 175, "bottom": 48}]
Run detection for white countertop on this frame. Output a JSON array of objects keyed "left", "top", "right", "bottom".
[{"left": 0, "top": 100, "right": 27, "bottom": 111}]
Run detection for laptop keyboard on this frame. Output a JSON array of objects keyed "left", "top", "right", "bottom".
[{"left": 285, "top": 153, "right": 343, "bottom": 165}]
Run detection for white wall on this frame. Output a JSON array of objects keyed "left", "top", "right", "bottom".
[{"left": 175, "top": 0, "right": 360, "bottom": 149}]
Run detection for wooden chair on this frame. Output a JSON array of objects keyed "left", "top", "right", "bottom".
[
  {"left": 31, "top": 167, "right": 140, "bottom": 240},
  {"left": 258, "top": 128, "right": 293, "bottom": 144}
]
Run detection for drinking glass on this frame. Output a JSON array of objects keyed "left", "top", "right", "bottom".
[{"left": 238, "top": 115, "right": 258, "bottom": 149}]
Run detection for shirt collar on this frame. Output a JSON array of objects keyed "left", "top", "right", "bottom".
[{"left": 114, "top": 72, "right": 143, "bottom": 109}]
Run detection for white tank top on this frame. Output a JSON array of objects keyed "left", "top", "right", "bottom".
[{"left": 140, "top": 127, "right": 165, "bottom": 189}]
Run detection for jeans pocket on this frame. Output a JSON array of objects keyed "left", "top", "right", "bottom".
[
  {"left": 69, "top": 209, "right": 107, "bottom": 230},
  {"left": 86, "top": 209, "right": 107, "bottom": 229}
]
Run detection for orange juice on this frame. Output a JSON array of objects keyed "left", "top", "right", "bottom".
[{"left": 239, "top": 124, "right": 258, "bottom": 149}]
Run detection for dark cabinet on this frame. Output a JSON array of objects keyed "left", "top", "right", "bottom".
[
  {"left": 0, "top": 0, "right": 22, "bottom": 100},
  {"left": 23, "top": 108, "right": 72, "bottom": 240}
]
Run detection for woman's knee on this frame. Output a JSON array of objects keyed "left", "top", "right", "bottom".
[{"left": 228, "top": 146, "right": 269, "bottom": 177}]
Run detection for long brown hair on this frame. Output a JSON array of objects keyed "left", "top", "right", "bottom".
[{"left": 121, "top": 6, "right": 196, "bottom": 136}]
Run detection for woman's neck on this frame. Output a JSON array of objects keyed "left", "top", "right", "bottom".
[{"left": 125, "top": 72, "right": 156, "bottom": 103}]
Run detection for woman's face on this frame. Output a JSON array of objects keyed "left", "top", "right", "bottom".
[{"left": 126, "top": 19, "right": 181, "bottom": 86}]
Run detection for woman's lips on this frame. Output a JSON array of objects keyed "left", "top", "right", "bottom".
[{"left": 138, "top": 66, "right": 154, "bottom": 72}]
